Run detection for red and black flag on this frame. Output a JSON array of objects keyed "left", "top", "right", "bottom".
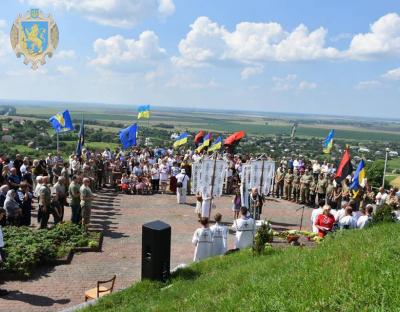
[
  {"left": 194, "top": 131, "right": 205, "bottom": 147},
  {"left": 335, "top": 147, "right": 353, "bottom": 183}
]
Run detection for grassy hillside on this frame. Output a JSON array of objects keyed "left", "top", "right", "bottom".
[{"left": 84, "top": 223, "right": 400, "bottom": 312}]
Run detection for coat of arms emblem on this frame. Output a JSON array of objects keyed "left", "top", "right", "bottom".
[{"left": 10, "top": 9, "right": 59, "bottom": 70}]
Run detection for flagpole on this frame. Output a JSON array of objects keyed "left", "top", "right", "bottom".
[
  {"left": 208, "top": 153, "right": 218, "bottom": 220},
  {"left": 56, "top": 132, "right": 59, "bottom": 154}
]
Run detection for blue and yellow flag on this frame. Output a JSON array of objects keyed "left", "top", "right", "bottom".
[
  {"left": 173, "top": 132, "right": 188, "bottom": 149},
  {"left": 119, "top": 123, "right": 138, "bottom": 150},
  {"left": 323, "top": 129, "right": 335, "bottom": 154},
  {"left": 196, "top": 133, "right": 212, "bottom": 153},
  {"left": 138, "top": 105, "right": 150, "bottom": 119},
  {"left": 208, "top": 136, "right": 222, "bottom": 153},
  {"left": 349, "top": 159, "right": 366, "bottom": 197},
  {"left": 49, "top": 110, "right": 74, "bottom": 133}
]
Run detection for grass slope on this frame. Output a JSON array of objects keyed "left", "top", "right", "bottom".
[{"left": 84, "top": 223, "right": 400, "bottom": 312}]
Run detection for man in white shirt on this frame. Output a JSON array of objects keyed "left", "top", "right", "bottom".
[
  {"left": 357, "top": 205, "right": 373, "bottom": 229},
  {"left": 375, "top": 187, "right": 387, "bottom": 207},
  {"left": 210, "top": 213, "right": 228, "bottom": 256},
  {"left": 176, "top": 169, "right": 189, "bottom": 204},
  {"left": 192, "top": 218, "right": 213, "bottom": 261},
  {"left": 232, "top": 207, "right": 256, "bottom": 249},
  {"left": 338, "top": 207, "right": 357, "bottom": 229},
  {"left": 335, "top": 201, "right": 348, "bottom": 222}
]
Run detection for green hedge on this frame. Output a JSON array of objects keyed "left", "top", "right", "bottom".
[{"left": 2, "top": 222, "right": 98, "bottom": 277}]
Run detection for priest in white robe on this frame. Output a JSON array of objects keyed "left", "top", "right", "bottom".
[
  {"left": 210, "top": 213, "right": 228, "bottom": 256},
  {"left": 232, "top": 207, "right": 255, "bottom": 249},
  {"left": 192, "top": 218, "right": 213, "bottom": 261}
]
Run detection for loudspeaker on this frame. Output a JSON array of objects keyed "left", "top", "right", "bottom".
[{"left": 141, "top": 220, "right": 171, "bottom": 282}]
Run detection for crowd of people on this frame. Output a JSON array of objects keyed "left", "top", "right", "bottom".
[{"left": 0, "top": 146, "right": 400, "bottom": 294}]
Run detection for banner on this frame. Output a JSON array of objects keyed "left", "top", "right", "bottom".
[{"left": 191, "top": 158, "right": 227, "bottom": 197}]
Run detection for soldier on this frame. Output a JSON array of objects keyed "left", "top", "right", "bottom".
[
  {"left": 300, "top": 169, "right": 313, "bottom": 204},
  {"left": 292, "top": 169, "right": 301, "bottom": 203},
  {"left": 309, "top": 177, "right": 318, "bottom": 208},
  {"left": 274, "top": 165, "right": 285, "bottom": 198},
  {"left": 317, "top": 173, "right": 328, "bottom": 204},
  {"left": 38, "top": 176, "right": 51, "bottom": 229},
  {"left": 80, "top": 177, "right": 95, "bottom": 231},
  {"left": 283, "top": 168, "right": 294, "bottom": 200},
  {"left": 69, "top": 175, "right": 81, "bottom": 224}
]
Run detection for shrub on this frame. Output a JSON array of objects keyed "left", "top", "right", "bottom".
[
  {"left": 253, "top": 221, "right": 273, "bottom": 255},
  {"left": 371, "top": 204, "right": 395, "bottom": 224}
]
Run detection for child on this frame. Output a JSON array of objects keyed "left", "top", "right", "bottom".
[
  {"left": 121, "top": 173, "right": 130, "bottom": 194},
  {"left": 232, "top": 189, "right": 242, "bottom": 220},
  {"left": 0, "top": 208, "right": 8, "bottom": 296},
  {"left": 195, "top": 192, "right": 203, "bottom": 219}
]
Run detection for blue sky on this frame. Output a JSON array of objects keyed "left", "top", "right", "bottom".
[{"left": 0, "top": 0, "right": 399, "bottom": 118}]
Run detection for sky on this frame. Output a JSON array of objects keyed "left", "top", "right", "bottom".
[{"left": 0, "top": 0, "right": 400, "bottom": 118}]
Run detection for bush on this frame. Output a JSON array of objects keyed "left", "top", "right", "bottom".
[
  {"left": 2, "top": 222, "right": 93, "bottom": 277},
  {"left": 371, "top": 204, "right": 395, "bottom": 225},
  {"left": 253, "top": 221, "right": 273, "bottom": 255},
  {"left": 365, "top": 160, "right": 385, "bottom": 188}
]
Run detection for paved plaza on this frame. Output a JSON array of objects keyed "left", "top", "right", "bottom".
[{"left": 0, "top": 190, "right": 312, "bottom": 312}]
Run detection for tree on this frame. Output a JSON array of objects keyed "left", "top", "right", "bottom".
[{"left": 365, "top": 160, "right": 384, "bottom": 188}]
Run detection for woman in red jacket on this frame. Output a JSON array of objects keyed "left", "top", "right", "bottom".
[{"left": 315, "top": 205, "right": 335, "bottom": 237}]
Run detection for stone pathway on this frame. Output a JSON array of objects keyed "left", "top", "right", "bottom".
[{"left": 0, "top": 190, "right": 311, "bottom": 312}]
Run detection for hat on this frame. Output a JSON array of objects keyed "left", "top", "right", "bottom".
[{"left": 181, "top": 169, "right": 186, "bottom": 174}]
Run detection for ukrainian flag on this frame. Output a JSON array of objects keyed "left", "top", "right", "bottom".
[
  {"left": 196, "top": 133, "right": 212, "bottom": 153},
  {"left": 349, "top": 159, "right": 366, "bottom": 197},
  {"left": 208, "top": 136, "right": 222, "bottom": 153},
  {"left": 49, "top": 110, "right": 74, "bottom": 133},
  {"left": 137, "top": 105, "right": 150, "bottom": 119},
  {"left": 323, "top": 129, "right": 335, "bottom": 154},
  {"left": 173, "top": 132, "right": 188, "bottom": 149}
]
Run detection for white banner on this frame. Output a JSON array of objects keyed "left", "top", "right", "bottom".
[{"left": 192, "top": 158, "right": 227, "bottom": 197}]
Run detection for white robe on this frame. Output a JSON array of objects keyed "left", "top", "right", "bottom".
[
  {"left": 232, "top": 217, "right": 255, "bottom": 249},
  {"left": 356, "top": 215, "right": 370, "bottom": 229},
  {"left": 339, "top": 215, "right": 357, "bottom": 229},
  {"left": 176, "top": 173, "right": 189, "bottom": 204},
  {"left": 192, "top": 227, "right": 213, "bottom": 261},
  {"left": 210, "top": 223, "right": 228, "bottom": 256},
  {"left": 201, "top": 197, "right": 215, "bottom": 218}
]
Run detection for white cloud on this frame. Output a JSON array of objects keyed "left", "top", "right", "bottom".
[
  {"left": 89, "top": 31, "right": 167, "bottom": 73},
  {"left": 158, "top": 0, "right": 175, "bottom": 17},
  {"left": 355, "top": 80, "right": 381, "bottom": 90},
  {"left": 241, "top": 66, "right": 263, "bottom": 80},
  {"left": 53, "top": 49, "right": 77, "bottom": 60},
  {"left": 0, "top": 20, "right": 9, "bottom": 58},
  {"left": 21, "top": 0, "right": 175, "bottom": 28},
  {"left": 348, "top": 13, "right": 400, "bottom": 59},
  {"left": 298, "top": 81, "right": 317, "bottom": 90},
  {"left": 56, "top": 65, "right": 75, "bottom": 75},
  {"left": 272, "top": 74, "right": 317, "bottom": 91},
  {"left": 166, "top": 72, "right": 219, "bottom": 89},
  {"left": 383, "top": 67, "right": 400, "bottom": 80},
  {"left": 173, "top": 16, "right": 340, "bottom": 68}
]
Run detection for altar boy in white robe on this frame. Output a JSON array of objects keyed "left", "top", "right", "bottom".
[
  {"left": 192, "top": 218, "right": 213, "bottom": 261},
  {"left": 210, "top": 213, "right": 228, "bottom": 256},
  {"left": 232, "top": 207, "right": 256, "bottom": 249}
]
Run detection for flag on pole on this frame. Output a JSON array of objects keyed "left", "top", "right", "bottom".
[
  {"left": 137, "top": 105, "right": 150, "bottom": 119},
  {"left": 173, "top": 132, "right": 188, "bottom": 149},
  {"left": 196, "top": 133, "right": 212, "bottom": 153},
  {"left": 208, "top": 136, "right": 222, "bottom": 153},
  {"left": 76, "top": 116, "right": 85, "bottom": 157},
  {"left": 335, "top": 147, "right": 353, "bottom": 183},
  {"left": 119, "top": 123, "right": 138, "bottom": 149},
  {"left": 349, "top": 159, "right": 366, "bottom": 197},
  {"left": 194, "top": 131, "right": 205, "bottom": 146},
  {"left": 49, "top": 110, "right": 74, "bottom": 133},
  {"left": 224, "top": 131, "right": 245, "bottom": 145},
  {"left": 323, "top": 129, "right": 335, "bottom": 154}
]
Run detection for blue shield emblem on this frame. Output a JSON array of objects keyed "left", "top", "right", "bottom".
[{"left": 21, "top": 21, "right": 49, "bottom": 55}]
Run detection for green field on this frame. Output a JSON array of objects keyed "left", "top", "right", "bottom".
[{"left": 84, "top": 223, "right": 400, "bottom": 312}]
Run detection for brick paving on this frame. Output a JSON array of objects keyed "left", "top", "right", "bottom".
[{"left": 0, "top": 190, "right": 312, "bottom": 312}]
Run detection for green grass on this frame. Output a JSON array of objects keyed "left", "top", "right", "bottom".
[{"left": 84, "top": 223, "right": 400, "bottom": 312}]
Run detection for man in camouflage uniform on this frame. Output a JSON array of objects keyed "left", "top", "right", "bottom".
[
  {"left": 274, "top": 165, "right": 285, "bottom": 198},
  {"left": 38, "top": 176, "right": 51, "bottom": 229},
  {"left": 283, "top": 168, "right": 294, "bottom": 200},
  {"left": 80, "top": 177, "right": 94, "bottom": 231},
  {"left": 300, "top": 169, "right": 313, "bottom": 205},
  {"left": 317, "top": 173, "right": 328, "bottom": 204},
  {"left": 292, "top": 169, "right": 301, "bottom": 203}
]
